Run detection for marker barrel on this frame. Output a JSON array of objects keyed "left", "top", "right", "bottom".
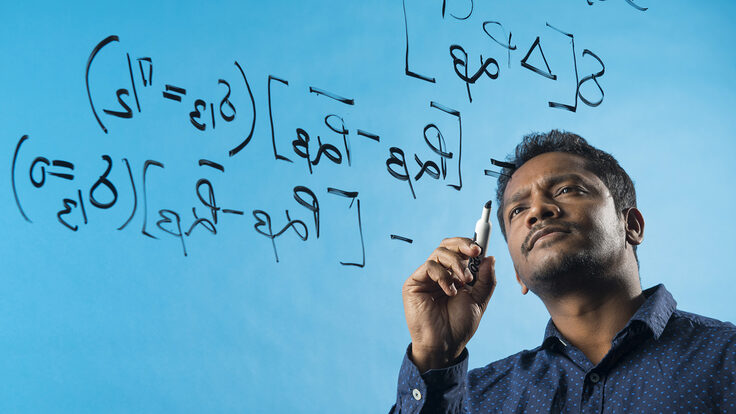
[{"left": 467, "top": 201, "right": 492, "bottom": 286}]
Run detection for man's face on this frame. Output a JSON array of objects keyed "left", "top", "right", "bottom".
[{"left": 502, "top": 152, "right": 628, "bottom": 297}]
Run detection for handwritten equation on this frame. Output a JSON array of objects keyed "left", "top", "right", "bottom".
[
  {"left": 403, "top": 0, "right": 615, "bottom": 108},
  {"left": 11, "top": 135, "right": 366, "bottom": 265},
  {"left": 10, "top": 1, "right": 644, "bottom": 265}
]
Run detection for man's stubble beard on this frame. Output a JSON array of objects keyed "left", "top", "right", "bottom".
[{"left": 522, "top": 235, "right": 622, "bottom": 302}]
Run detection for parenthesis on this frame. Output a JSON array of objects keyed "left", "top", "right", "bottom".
[
  {"left": 86, "top": 35, "right": 120, "bottom": 134},
  {"left": 117, "top": 157, "right": 137, "bottom": 230},
  {"left": 11, "top": 135, "right": 32, "bottom": 222},
  {"left": 141, "top": 159, "right": 164, "bottom": 239},
  {"left": 228, "top": 60, "right": 256, "bottom": 157}
]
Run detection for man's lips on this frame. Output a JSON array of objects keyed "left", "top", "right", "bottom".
[{"left": 528, "top": 227, "right": 570, "bottom": 250}]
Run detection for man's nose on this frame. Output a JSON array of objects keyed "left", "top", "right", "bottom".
[{"left": 525, "top": 194, "right": 561, "bottom": 228}]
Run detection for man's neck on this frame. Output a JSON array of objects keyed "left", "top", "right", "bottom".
[{"left": 543, "top": 281, "right": 645, "bottom": 365}]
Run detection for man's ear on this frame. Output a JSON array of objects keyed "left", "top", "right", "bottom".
[
  {"left": 623, "top": 207, "right": 645, "bottom": 246},
  {"left": 515, "top": 271, "right": 529, "bottom": 295}
]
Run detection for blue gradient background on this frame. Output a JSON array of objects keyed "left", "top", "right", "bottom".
[{"left": 2, "top": 1, "right": 735, "bottom": 412}]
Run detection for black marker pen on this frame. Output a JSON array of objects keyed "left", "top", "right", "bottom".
[{"left": 467, "top": 200, "right": 492, "bottom": 286}]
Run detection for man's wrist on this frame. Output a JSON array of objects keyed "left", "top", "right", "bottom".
[{"left": 410, "top": 344, "right": 465, "bottom": 373}]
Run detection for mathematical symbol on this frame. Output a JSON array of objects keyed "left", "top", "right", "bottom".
[
  {"left": 137, "top": 57, "right": 153, "bottom": 86},
  {"left": 484, "top": 158, "right": 514, "bottom": 179},
  {"left": 390, "top": 234, "right": 413, "bottom": 243},
  {"left": 222, "top": 209, "right": 244, "bottom": 215},
  {"left": 198, "top": 159, "right": 224, "bottom": 172},
  {"left": 126, "top": 53, "right": 141, "bottom": 112},
  {"left": 484, "top": 169, "right": 505, "bottom": 179},
  {"left": 357, "top": 129, "right": 380, "bottom": 142},
  {"left": 49, "top": 160, "right": 75, "bottom": 180},
  {"left": 163, "top": 84, "right": 186, "bottom": 102},
  {"left": 308, "top": 86, "right": 354, "bottom": 105}
]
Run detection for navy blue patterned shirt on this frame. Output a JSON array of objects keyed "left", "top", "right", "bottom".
[{"left": 391, "top": 285, "right": 736, "bottom": 413}]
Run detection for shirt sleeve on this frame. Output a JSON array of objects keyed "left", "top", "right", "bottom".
[{"left": 389, "top": 344, "right": 469, "bottom": 414}]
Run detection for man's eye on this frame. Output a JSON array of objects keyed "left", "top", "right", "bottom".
[
  {"left": 509, "top": 207, "right": 523, "bottom": 219},
  {"left": 558, "top": 186, "right": 582, "bottom": 195}
]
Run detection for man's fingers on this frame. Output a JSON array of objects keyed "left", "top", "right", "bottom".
[
  {"left": 470, "top": 256, "right": 497, "bottom": 306},
  {"left": 439, "top": 237, "right": 481, "bottom": 258},
  {"left": 431, "top": 247, "right": 474, "bottom": 284},
  {"left": 423, "top": 261, "right": 461, "bottom": 296},
  {"left": 405, "top": 238, "right": 484, "bottom": 298}
]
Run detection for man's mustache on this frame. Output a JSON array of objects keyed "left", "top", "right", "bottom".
[{"left": 521, "top": 221, "right": 580, "bottom": 256}]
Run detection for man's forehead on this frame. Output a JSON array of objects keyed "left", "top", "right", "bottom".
[{"left": 503, "top": 152, "right": 600, "bottom": 203}]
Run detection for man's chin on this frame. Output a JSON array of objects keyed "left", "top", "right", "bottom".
[{"left": 523, "top": 249, "right": 608, "bottom": 298}]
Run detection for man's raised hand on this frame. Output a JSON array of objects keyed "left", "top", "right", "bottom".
[{"left": 402, "top": 237, "right": 497, "bottom": 373}]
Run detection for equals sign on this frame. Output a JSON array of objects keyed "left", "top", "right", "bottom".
[
  {"left": 163, "top": 84, "right": 186, "bottom": 102},
  {"left": 49, "top": 160, "right": 75, "bottom": 180}
]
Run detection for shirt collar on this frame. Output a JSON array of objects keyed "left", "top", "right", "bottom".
[
  {"left": 627, "top": 283, "right": 677, "bottom": 340},
  {"left": 542, "top": 284, "right": 677, "bottom": 348}
]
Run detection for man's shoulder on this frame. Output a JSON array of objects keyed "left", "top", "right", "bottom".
[
  {"left": 467, "top": 345, "right": 547, "bottom": 384},
  {"left": 669, "top": 308, "right": 736, "bottom": 331},
  {"left": 663, "top": 308, "right": 736, "bottom": 353}
]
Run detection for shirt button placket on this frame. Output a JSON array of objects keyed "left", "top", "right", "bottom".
[{"left": 581, "top": 372, "right": 605, "bottom": 413}]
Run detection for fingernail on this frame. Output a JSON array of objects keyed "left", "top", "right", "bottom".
[{"left": 449, "top": 283, "right": 457, "bottom": 295}]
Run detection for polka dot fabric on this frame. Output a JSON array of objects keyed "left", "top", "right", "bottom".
[{"left": 390, "top": 285, "right": 736, "bottom": 413}]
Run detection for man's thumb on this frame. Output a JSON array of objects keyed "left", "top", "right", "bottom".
[{"left": 471, "top": 255, "right": 497, "bottom": 306}]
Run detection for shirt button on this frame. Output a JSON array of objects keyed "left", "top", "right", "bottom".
[
  {"left": 589, "top": 372, "right": 601, "bottom": 383},
  {"left": 412, "top": 389, "right": 422, "bottom": 401}
]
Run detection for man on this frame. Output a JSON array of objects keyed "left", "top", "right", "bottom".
[{"left": 390, "top": 130, "right": 736, "bottom": 413}]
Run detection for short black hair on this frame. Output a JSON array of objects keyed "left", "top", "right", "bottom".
[{"left": 495, "top": 130, "right": 638, "bottom": 257}]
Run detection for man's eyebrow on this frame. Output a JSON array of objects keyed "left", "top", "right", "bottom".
[{"left": 506, "top": 173, "right": 590, "bottom": 208}]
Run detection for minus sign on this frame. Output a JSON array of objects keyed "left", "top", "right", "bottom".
[
  {"left": 357, "top": 129, "right": 380, "bottom": 142},
  {"left": 222, "top": 209, "right": 244, "bottom": 215},
  {"left": 390, "top": 234, "right": 413, "bottom": 243}
]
